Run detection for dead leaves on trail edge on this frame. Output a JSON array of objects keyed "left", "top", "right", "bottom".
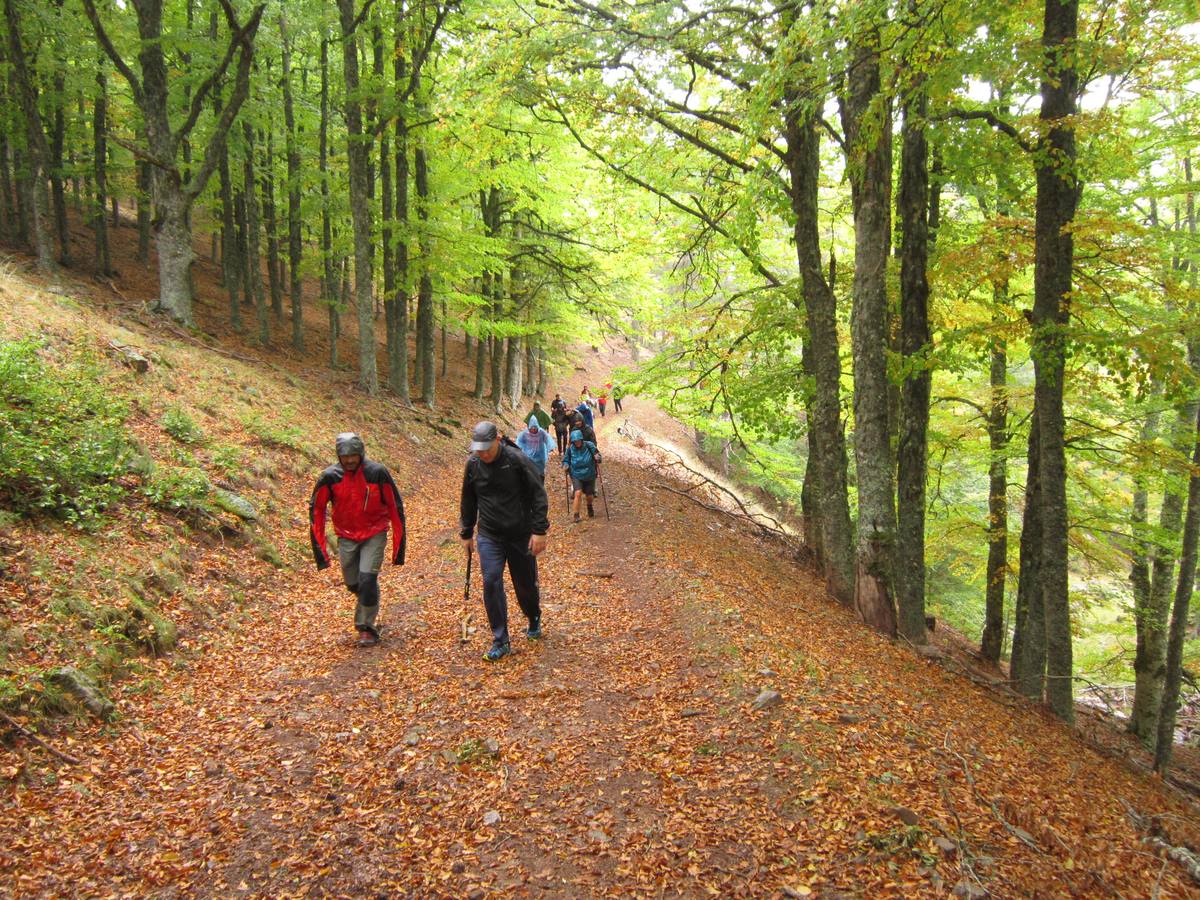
[{"left": 2, "top": 401, "right": 1199, "bottom": 897}]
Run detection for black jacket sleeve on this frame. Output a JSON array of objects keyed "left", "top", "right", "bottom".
[
  {"left": 521, "top": 453, "right": 550, "bottom": 535},
  {"left": 459, "top": 459, "right": 478, "bottom": 539}
]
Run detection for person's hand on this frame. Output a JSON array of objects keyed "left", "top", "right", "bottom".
[
  {"left": 529, "top": 533, "right": 548, "bottom": 556},
  {"left": 460, "top": 536, "right": 474, "bottom": 552}
]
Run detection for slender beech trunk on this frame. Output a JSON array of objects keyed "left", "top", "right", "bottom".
[
  {"left": 1030, "top": 0, "right": 1079, "bottom": 721},
  {"left": 233, "top": 188, "right": 247, "bottom": 331},
  {"left": 3, "top": 0, "right": 56, "bottom": 272},
  {"left": 136, "top": 159, "right": 153, "bottom": 263},
  {"left": 279, "top": 13, "right": 303, "bottom": 350},
  {"left": 1011, "top": 411, "right": 1046, "bottom": 699},
  {"left": 49, "top": 0, "right": 69, "bottom": 265},
  {"left": 783, "top": 85, "right": 854, "bottom": 605},
  {"left": 391, "top": 10, "right": 411, "bottom": 403},
  {"left": 243, "top": 123, "right": 267, "bottom": 344},
  {"left": 414, "top": 91, "right": 435, "bottom": 406},
  {"left": 0, "top": 122, "right": 13, "bottom": 243},
  {"left": 504, "top": 336, "right": 522, "bottom": 409},
  {"left": 841, "top": 30, "right": 898, "bottom": 636},
  {"left": 319, "top": 33, "right": 337, "bottom": 368},
  {"left": 896, "top": 77, "right": 931, "bottom": 645},
  {"left": 980, "top": 297, "right": 1009, "bottom": 662},
  {"left": 92, "top": 63, "right": 112, "bottom": 276},
  {"left": 262, "top": 124, "right": 282, "bottom": 320},
  {"left": 335, "top": 0, "right": 378, "bottom": 393},
  {"left": 1155, "top": 371, "right": 1200, "bottom": 774}
]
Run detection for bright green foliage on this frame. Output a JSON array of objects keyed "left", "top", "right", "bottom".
[
  {"left": 161, "top": 406, "right": 205, "bottom": 445},
  {"left": 0, "top": 339, "right": 130, "bottom": 527},
  {"left": 141, "top": 464, "right": 212, "bottom": 516}
]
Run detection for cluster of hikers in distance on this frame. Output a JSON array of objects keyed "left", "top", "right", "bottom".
[{"left": 310, "top": 383, "right": 626, "bottom": 660}]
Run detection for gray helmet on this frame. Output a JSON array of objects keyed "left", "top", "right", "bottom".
[{"left": 335, "top": 432, "right": 365, "bottom": 457}]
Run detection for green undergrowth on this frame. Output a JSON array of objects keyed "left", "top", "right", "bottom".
[{"left": 0, "top": 278, "right": 308, "bottom": 732}]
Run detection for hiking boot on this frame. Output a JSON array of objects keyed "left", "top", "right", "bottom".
[
  {"left": 573, "top": 512, "right": 581, "bottom": 523},
  {"left": 526, "top": 616, "right": 542, "bottom": 640},
  {"left": 587, "top": 502, "right": 595, "bottom": 518},
  {"left": 482, "top": 641, "right": 511, "bottom": 662},
  {"left": 357, "top": 629, "right": 378, "bottom": 647}
]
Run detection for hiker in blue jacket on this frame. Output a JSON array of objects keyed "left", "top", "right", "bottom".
[
  {"left": 575, "top": 400, "right": 594, "bottom": 430},
  {"left": 562, "top": 429, "right": 602, "bottom": 522},
  {"left": 516, "top": 416, "right": 552, "bottom": 482}
]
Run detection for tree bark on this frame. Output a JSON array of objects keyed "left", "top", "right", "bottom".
[
  {"left": 390, "top": 9, "right": 411, "bottom": 403},
  {"left": 92, "top": 62, "right": 112, "bottom": 276},
  {"left": 279, "top": 13, "right": 303, "bottom": 351},
  {"left": 319, "top": 31, "right": 337, "bottom": 369},
  {"left": 336, "top": 0, "right": 379, "bottom": 393},
  {"left": 1011, "top": 410, "right": 1046, "bottom": 699},
  {"left": 262, "top": 124, "right": 282, "bottom": 321},
  {"left": 783, "top": 83, "right": 854, "bottom": 605},
  {"left": 1155, "top": 389, "right": 1200, "bottom": 774},
  {"left": 980, "top": 299, "right": 1009, "bottom": 662},
  {"left": 415, "top": 113, "right": 435, "bottom": 406},
  {"left": 49, "top": 0, "right": 69, "bottom": 266},
  {"left": 2, "top": 0, "right": 56, "bottom": 272},
  {"left": 840, "top": 29, "right": 898, "bottom": 635},
  {"left": 896, "top": 76, "right": 931, "bottom": 645},
  {"left": 1030, "top": 0, "right": 1079, "bottom": 721},
  {"left": 243, "top": 122, "right": 268, "bottom": 344}
]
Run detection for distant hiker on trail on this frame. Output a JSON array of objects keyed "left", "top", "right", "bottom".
[
  {"left": 460, "top": 421, "right": 550, "bottom": 662},
  {"left": 563, "top": 429, "right": 602, "bottom": 522},
  {"left": 611, "top": 383, "right": 624, "bottom": 414},
  {"left": 516, "top": 416, "right": 552, "bottom": 482},
  {"left": 597, "top": 384, "right": 609, "bottom": 418},
  {"left": 309, "top": 433, "right": 407, "bottom": 648},
  {"left": 525, "top": 400, "right": 551, "bottom": 431},
  {"left": 550, "top": 394, "right": 570, "bottom": 455},
  {"left": 566, "top": 408, "right": 597, "bottom": 447},
  {"left": 575, "top": 399, "right": 595, "bottom": 430}
]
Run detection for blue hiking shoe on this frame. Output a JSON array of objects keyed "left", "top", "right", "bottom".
[
  {"left": 482, "top": 641, "right": 511, "bottom": 662},
  {"left": 526, "top": 617, "right": 542, "bottom": 640}
]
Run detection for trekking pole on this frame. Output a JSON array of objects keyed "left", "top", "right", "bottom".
[
  {"left": 564, "top": 472, "right": 570, "bottom": 514},
  {"left": 599, "top": 465, "right": 610, "bottom": 520},
  {"left": 461, "top": 543, "right": 473, "bottom": 644}
]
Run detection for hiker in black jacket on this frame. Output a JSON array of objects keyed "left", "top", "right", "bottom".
[
  {"left": 565, "top": 409, "right": 597, "bottom": 447},
  {"left": 460, "top": 421, "right": 550, "bottom": 662}
]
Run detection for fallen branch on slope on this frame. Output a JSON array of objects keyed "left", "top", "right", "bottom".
[{"left": 0, "top": 710, "right": 82, "bottom": 766}]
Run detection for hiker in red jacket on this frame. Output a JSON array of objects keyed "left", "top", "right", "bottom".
[{"left": 310, "top": 433, "right": 407, "bottom": 647}]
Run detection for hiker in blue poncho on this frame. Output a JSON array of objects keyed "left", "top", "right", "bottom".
[
  {"left": 575, "top": 400, "right": 594, "bottom": 430},
  {"left": 562, "top": 429, "right": 601, "bottom": 522},
  {"left": 516, "top": 416, "right": 552, "bottom": 482}
]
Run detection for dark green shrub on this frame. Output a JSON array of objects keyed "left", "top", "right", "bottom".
[{"left": 0, "top": 339, "right": 131, "bottom": 527}]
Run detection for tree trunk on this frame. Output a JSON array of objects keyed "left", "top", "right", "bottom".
[
  {"left": 783, "top": 84, "right": 854, "bottom": 605},
  {"left": 48, "top": 0, "right": 70, "bottom": 266},
  {"left": 896, "top": 78, "right": 931, "bottom": 645},
  {"left": 243, "top": 123, "right": 268, "bottom": 344},
  {"left": 0, "top": 124, "right": 13, "bottom": 243},
  {"left": 1030, "top": 0, "right": 1079, "bottom": 721},
  {"left": 92, "top": 63, "right": 112, "bottom": 276},
  {"left": 279, "top": 13, "right": 303, "bottom": 351},
  {"left": 505, "top": 336, "right": 523, "bottom": 410},
  {"left": 2, "top": 0, "right": 56, "bottom": 272},
  {"left": 390, "top": 12, "right": 411, "bottom": 403},
  {"left": 414, "top": 108, "right": 435, "bottom": 406},
  {"left": 262, "top": 125, "right": 282, "bottom": 321},
  {"left": 136, "top": 159, "right": 152, "bottom": 263},
  {"left": 1011, "top": 410, "right": 1046, "bottom": 699},
  {"left": 841, "top": 31, "right": 898, "bottom": 637},
  {"left": 154, "top": 188, "right": 196, "bottom": 324},
  {"left": 1155, "top": 396, "right": 1200, "bottom": 774},
  {"left": 980, "top": 303, "right": 1009, "bottom": 662},
  {"left": 336, "top": 0, "right": 379, "bottom": 394},
  {"left": 319, "top": 31, "right": 336, "bottom": 369}
]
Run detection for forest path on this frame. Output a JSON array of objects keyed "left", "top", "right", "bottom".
[{"left": 5, "top": 390, "right": 1200, "bottom": 897}]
